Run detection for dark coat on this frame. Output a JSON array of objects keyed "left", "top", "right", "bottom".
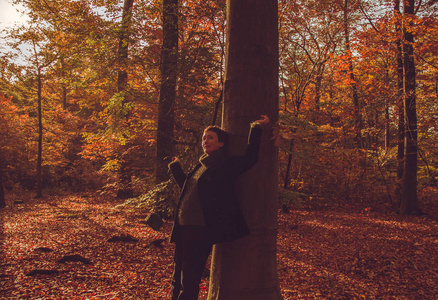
[{"left": 169, "top": 125, "right": 262, "bottom": 244}]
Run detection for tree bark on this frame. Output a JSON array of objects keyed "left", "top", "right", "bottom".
[
  {"left": 342, "top": 0, "right": 362, "bottom": 148},
  {"left": 0, "top": 167, "right": 5, "bottom": 208},
  {"left": 314, "top": 63, "right": 325, "bottom": 112},
  {"left": 117, "top": 0, "right": 133, "bottom": 93},
  {"left": 156, "top": 0, "right": 178, "bottom": 183},
  {"left": 207, "top": 0, "right": 282, "bottom": 299},
  {"left": 35, "top": 67, "right": 43, "bottom": 198},
  {"left": 400, "top": 0, "right": 420, "bottom": 214},
  {"left": 116, "top": 0, "right": 134, "bottom": 199},
  {"left": 394, "top": 0, "right": 405, "bottom": 205}
]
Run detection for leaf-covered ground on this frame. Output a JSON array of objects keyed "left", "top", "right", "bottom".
[{"left": 1, "top": 192, "right": 437, "bottom": 299}]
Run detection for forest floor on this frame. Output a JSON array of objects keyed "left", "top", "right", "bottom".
[{"left": 1, "top": 191, "right": 438, "bottom": 300}]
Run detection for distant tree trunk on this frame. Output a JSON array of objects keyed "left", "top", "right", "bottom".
[
  {"left": 0, "top": 167, "right": 5, "bottom": 208},
  {"left": 35, "top": 67, "right": 43, "bottom": 199},
  {"left": 207, "top": 0, "right": 282, "bottom": 299},
  {"left": 60, "top": 57, "right": 68, "bottom": 109},
  {"left": 62, "top": 84, "right": 67, "bottom": 109},
  {"left": 116, "top": 0, "right": 134, "bottom": 199},
  {"left": 117, "top": 0, "right": 133, "bottom": 93},
  {"left": 384, "top": 104, "right": 390, "bottom": 149},
  {"left": 283, "top": 139, "right": 294, "bottom": 190},
  {"left": 384, "top": 68, "right": 390, "bottom": 150},
  {"left": 400, "top": 0, "right": 420, "bottom": 214},
  {"left": 342, "top": 0, "right": 362, "bottom": 148},
  {"left": 156, "top": 0, "right": 178, "bottom": 183},
  {"left": 394, "top": 0, "right": 405, "bottom": 204},
  {"left": 314, "top": 63, "right": 325, "bottom": 111}
]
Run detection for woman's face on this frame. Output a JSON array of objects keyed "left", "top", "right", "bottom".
[{"left": 202, "top": 130, "right": 224, "bottom": 154}]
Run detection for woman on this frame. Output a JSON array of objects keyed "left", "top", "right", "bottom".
[{"left": 168, "top": 115, "right": 270, "bottom": 300}]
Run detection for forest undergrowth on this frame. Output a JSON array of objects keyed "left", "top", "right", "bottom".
[{"left": 1, "top": 191, "right": 437, "bottom": 299}]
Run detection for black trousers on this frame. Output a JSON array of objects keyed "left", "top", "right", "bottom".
[{"left": 170, "top": 226, "right": 212, "bottom": 300}]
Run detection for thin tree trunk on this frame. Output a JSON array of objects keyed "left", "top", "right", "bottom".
[
  {"left": 283, "top": 139, "right": 294, "bottom": 190},
  {"left": 117, "top": 0, "right": 133, "bottom": 93},
  {"left": 156, "top": 0, "right": 178, "bottom": 183},
  {"left": 0, "top": 167, "right": 5, "bottom": 208},
  {"left": 384, "top": 68, "right": 390, "bottom": 150},
  {"left": 343, "top": 0, "right": 362, "bottom": 148},
  {"left": 207, "top": 0, "right": 282, "bottom": 299},
  {"left": 314, "top": 63, "right": 324, "bottom": 112},
  {"left": 394, "top": 0, "right": 405, "bottom": 205},
  {"left": 35, "top": 68, "right": 43, "bottom": 198},
  {"left": 400, "top": 0, "right": 420, "bottom": 214},
  {"left": 60, "top": 57, "right": 68, "bottom": 109},
  {"left": 62, "top": 85, "right": 67, "bottom": 109},
  {"left": 384, "top": 105, "right": 390, "bottom": 149}
]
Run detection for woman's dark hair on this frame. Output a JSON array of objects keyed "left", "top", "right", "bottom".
[{"left": 204, "top": 125, "right": 229, "bottom": 152}]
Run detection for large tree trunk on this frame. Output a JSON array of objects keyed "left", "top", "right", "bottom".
[
  {"left": 400, "top": 0, "right": 420, "bottom": 214},
  {"left": 207, "top": 1, "right": 282, "bottom": 299},
  {"left": 156, "top": 0, "right": 178, "bottom": 183}
]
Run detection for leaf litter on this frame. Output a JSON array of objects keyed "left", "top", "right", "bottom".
[{"left": 1, "top": 193, "right": 437, "bottom": 299}]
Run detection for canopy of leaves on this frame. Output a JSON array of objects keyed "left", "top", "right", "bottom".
[{"left": 0, "top": 0, "right": 436, "bottom": 211}]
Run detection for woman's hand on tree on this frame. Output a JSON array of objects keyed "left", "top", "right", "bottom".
[{"left": 254, "top": 115, "right": 270, "bottom": 126}]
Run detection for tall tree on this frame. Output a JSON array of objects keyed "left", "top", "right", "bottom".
[
  {"left": 117, "top": 0, "right": 134, "bottom": 94},
  {"left": 35, "top": 58, "right": 43, "bottom": 198},
  {"left": 394, "top": 0, "right": 405, "bottom": 205},
  {"left": 115, "top": 0, "right": 135, "bottom": 199},
  {"left": 400, "top": 0, "right": 420, "bottom": 214},
  {"left": 156, "top": 0, "right": 179, "bottom": 183},
  {"left": 207, "top": 0, "right": 282, "bottom": 299},
  {"left": 28, "top": 30, "right": 57, "bottom": 198},
  {"left": 339, "top": 0, "right": 363, "bottom": 147}
]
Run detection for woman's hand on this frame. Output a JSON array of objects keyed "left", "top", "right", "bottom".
[{"left": 254, "top": 115, "right": 270, "bottom": 126}]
